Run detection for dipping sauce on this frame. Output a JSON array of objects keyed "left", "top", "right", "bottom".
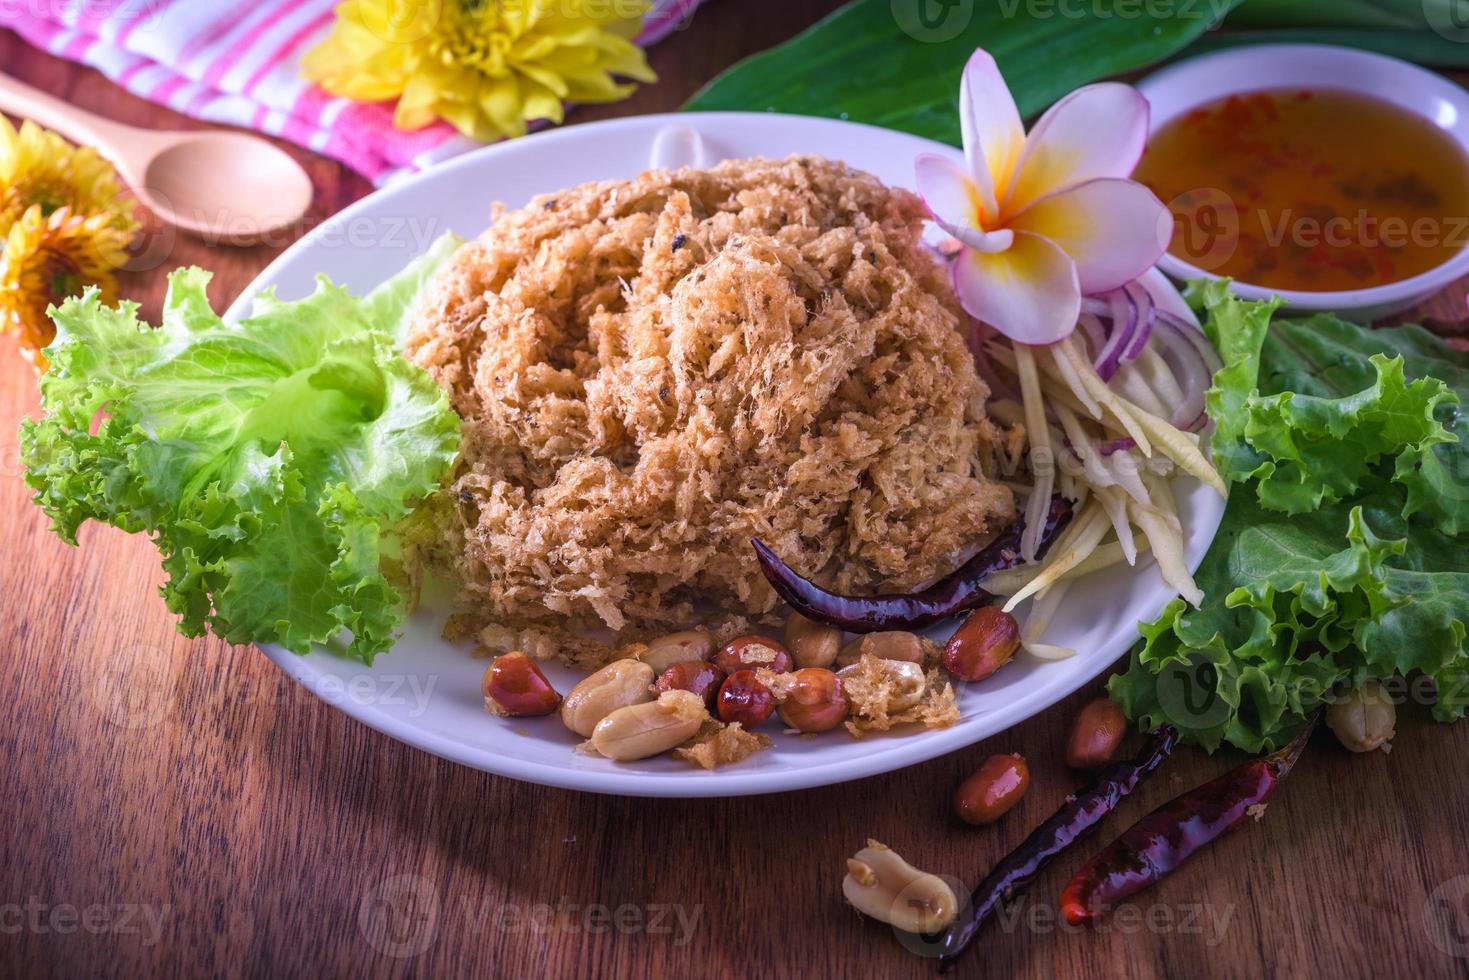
[{"left": 1134, "top": 88, "right": 1469, "bottom": 292}]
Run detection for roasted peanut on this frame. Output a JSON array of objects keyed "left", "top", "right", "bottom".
[
  {"left": 1327, "top": 680, "right": 1397, "bottom": 753},
  {"left": 778, "top": 668, "right": 849, "bottom": 733},
  {"left": 716, "top": 669, "right": 776, "bottom": 728},
  {"left": 1065, "top": 697, "right": 1127, "bottom": 769},
  {"left": 590, "top": 690, "right": 707, "bottom": 761},
  {"left": 943, "top": 607, "right": 1020, "bottom": 682},
  {"left": 559, "top": 659, "right": 654, "bottom": 737},
  {"left": 785, "top": 612, "right": 842, "bottom": 669},
  {"left": 953, "top": 753, "right": 1029, "bottom": 825},
  {"left": 837, "top": 658, "right": 927, "bottom": 714},
  {"left": 714, "top": 635, "right": 793, "bottom": 675},
  {"left": 836, "top": 630, "right": 925, "bottom": 668},
  {"left": 656, "top": 661, "right": 725, "bottom": 708},
  {"left": 842, "top": 839, "right": 959, "bottom": 934},
  {"left": 640, "top": 629, "right": 715, "bottom": 674},
  {"left": 482, "top": 651, "right": 561, "bottom": 717}
]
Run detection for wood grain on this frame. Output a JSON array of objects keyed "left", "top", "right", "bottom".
[{"left": 3, "top": 4, "right": 1469, "bottom": 977}]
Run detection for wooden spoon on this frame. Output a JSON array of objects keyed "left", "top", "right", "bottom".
[{"left": 0, "top": 72, "right": 313, "bottom": 244}]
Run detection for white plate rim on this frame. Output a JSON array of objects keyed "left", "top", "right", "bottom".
[{"left": 228, "top": 111, "right": 1225, "bottom": 797}]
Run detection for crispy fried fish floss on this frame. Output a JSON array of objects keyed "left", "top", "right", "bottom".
[{"left": 403, "top": 155, "right": 1015, "bottom": 655}]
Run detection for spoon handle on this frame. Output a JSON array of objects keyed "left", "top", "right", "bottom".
[{"left": 0, "top": 71, "right": 137, "bottom": 160}]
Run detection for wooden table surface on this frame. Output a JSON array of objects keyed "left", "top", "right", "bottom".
[{"left": 5, "top": 3, "right": 1469, "bottom": 977}]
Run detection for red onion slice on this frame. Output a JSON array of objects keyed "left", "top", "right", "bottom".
[
  {"left": 1073, "top": 279, "right": 1223, "bottom": 434},
  {"left": 1078, "top": 312, "right": 1107, "bottom": 357},
  {"left": 1152, "top": 311, "right": 1216, "bottom": 429},
  {"left": 1120, "top": 280, "right": 1155, "bottom": 363},
  {"left": 1091, "top": 287, "right": 1138, "bottom": 381},
  {"left": 1160, "top": 309, "right": 1224, "bottom": 375}
]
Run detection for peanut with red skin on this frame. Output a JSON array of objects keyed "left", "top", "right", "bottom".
[
  {"left": 943, "top": 607, "right": 1020, "bottom": 682},
  {"left": 656, "top": 661, "right": 726, "bottom": 708},
  {"left": 714, "top": 635, "right": 793, "bottom": 676},
  {"left": 953, "top": 753, "right": 1030, "bottom": 825},
  {"left": 1065, "top": 697, "right": 1127, "bottom": 769},
  {"left": 716, "top": 669, "right": 775, "bottom": 728},
  {"left": 777, "top": 668, "right": 849, "bottom": 733},
  {"left": 482, "top": 652, "right": 561, "bottom": 717}
]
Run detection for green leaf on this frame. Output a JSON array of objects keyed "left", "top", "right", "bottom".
[
  {"left": 1193, "top": 29, "right": 1469, "bottom": 68},
  {"left": 20, "top": 235, "right": 464, "bottom": 662},
  {"left": 1224, "top": 0, "right": 1436, "bottom": 30},
  {"left": 1111, "top": 492, "right": 1469, "bottom": 752},
  {"left": 1113, "top": 291, "right": 1469, "bottom": 752},
  {"left": 1203, "top": 0, "right": 1469, "bottom": 66},
  {"left": 1200, "top": 284, "right": 1462, "bottom": 521},
  {"left": 685, "top": 0, "right": 1243, "bottom": 142}
]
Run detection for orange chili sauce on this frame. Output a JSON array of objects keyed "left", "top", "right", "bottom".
[{"left": 1134, "top": 88, "right": 1469, "bottom": 292}]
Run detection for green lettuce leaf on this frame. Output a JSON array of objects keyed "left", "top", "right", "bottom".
[
  {"left": 20, "top": 236, "right": 463, "bottom": 662},
  {"left": 1196, "top": 279, "right": 1459, "bottom": 517},
  {"left": 1112, "top": 286, "right": 1469, "bottom": 751},
  {"left": 1110, "top": 495, "right": 1469, "bottom": 752}
]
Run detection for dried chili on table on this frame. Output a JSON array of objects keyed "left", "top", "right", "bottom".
[
  {"left": 751, "top": 497, "right": 1072, "bottom": 633},
  {"left": 936, "top": 725, "right": 1179, "bottom": 971},
  {"left": 1059, "top": 716, "right": 1317, "bottom": 926}
]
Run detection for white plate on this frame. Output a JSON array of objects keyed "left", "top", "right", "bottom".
[{"left": 227, "top": 112, "right": 1225, "bottom": 797}]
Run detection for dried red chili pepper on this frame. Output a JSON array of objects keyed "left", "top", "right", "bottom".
[
  {"left": 936, "top": 725, "right": 1178, "bottom": 971},
  {"left": 750, "top": 497, "right": 1072, "bottom": 633},
  {"left": 1059, "top": 716, "right": 1317, "bottom": 927}
]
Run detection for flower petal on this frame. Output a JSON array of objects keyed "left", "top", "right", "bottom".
[
  {"left": 914, "top": 153, "right": 1016, "bottom": 251},
  {"left": 958, "top": 50, "right": 1024, "bottom": 223},
  {"left": 1003, "top": 83, "right": 1150, "bottom": 215},
  {"left": 952, "top": 231, "right": 1080, "bottom": 345},
  {"left": 915, "top": 153, "right": 983, "bottom": 232},
  {"left": 1007, "top": 178, "right": 1171, "bottom": 294}
]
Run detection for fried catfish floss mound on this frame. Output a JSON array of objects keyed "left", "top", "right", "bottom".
[{"left": 405, "top": 155, "right": 1015, "bottom": 663}]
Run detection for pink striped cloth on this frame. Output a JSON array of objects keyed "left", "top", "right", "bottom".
[{"left": 0, "top": 0, "right": 703, "bottom": 185}]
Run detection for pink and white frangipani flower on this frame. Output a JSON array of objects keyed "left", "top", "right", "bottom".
[{"left": 916, "top": 50, "right": 1172, "bottom": 345}]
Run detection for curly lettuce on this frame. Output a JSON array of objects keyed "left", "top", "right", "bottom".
[
  {"left": 1111, "top": 282, "right": 1469, "bottom": 751},
  {"left": 20, "top": 236, "right": 462, "bottom": 662}
]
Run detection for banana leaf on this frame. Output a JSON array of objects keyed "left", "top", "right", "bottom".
[
  {"left": 684, "top": 0, "right": 1243, "bottom": 143},
  {"left": 1224, "top": 0, "right": 1431, "bottom": 29},
  {"left": 1194, "top": 28, "right": 1469, "bottom": 67},
  {"left": 1212, "top": 0, "right": 1469, "bottom": 65}
]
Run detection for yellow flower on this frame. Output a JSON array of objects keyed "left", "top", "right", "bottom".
[
  {"left": 301, "top": 0, "right": 657, "bottom": 142},
  {"left": 0, "top": 117, "right": 136, "bottom": 233},
  {"left": 0, "top": 205, "right": 131, "bottom": 370}
]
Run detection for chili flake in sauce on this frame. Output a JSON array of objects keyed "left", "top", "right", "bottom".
[{"left": 1134, "top": 88, "right": 1469, "bottom": 291}]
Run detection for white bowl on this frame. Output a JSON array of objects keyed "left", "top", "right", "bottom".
[
  {"left": 226, "top": 112, "right": 1225, "bottom": 797},
  {"left": 1138, "top": 44, "right": 1469, "bottom": 320}
]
